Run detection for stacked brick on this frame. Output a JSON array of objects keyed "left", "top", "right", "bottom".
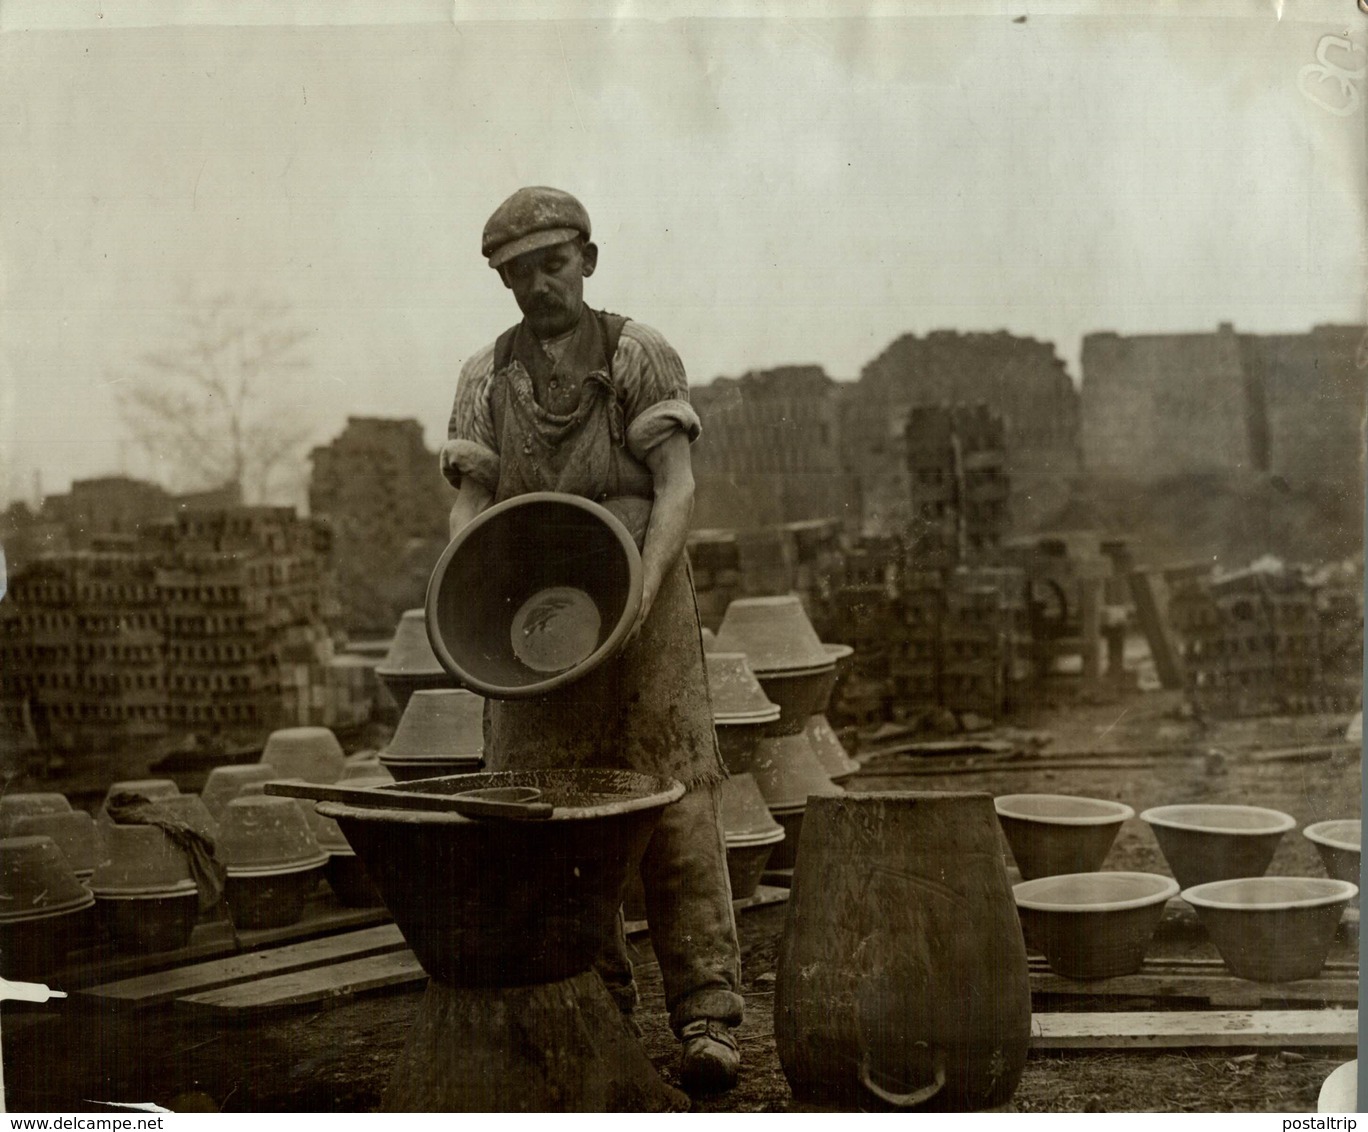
[{"left": 1167, "top": 567, "right": 1348, "bottom": 717}]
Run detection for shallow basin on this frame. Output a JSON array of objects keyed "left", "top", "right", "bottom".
[
  {"left": 319, "top": 768, "right": 682, "bottom": 986},
  {"left": 1303, "top": 820, "right": 1361, "bottom": 887},
  {"left": 995, "top": 794, "right": 1134, "bottom": 880},
  {"left": 1013, "top": 871, "right": 1179, "bottom": 979},
  {"left": 1140, "top": 804, "right": 1296, "bottom": 890},
  {"left": 1182, "top": 876, "right": 1358, "bottom": 982}
]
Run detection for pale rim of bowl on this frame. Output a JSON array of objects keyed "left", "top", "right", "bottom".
[
  {"left": 1013, "top": 871, "right": 1179, "bottom": 914},
  {"left": 1181, "top": 875, "right": 1359, "bottom": 911},
  {"left": 1139, "top": 803, "right": 1297, "bottom": 836},
  {"left": 995, "top": 793, "right": 1136, "bottom": 826},
  {"left": 1303, "top": 820, "right": 1362, "bottom": 855}
]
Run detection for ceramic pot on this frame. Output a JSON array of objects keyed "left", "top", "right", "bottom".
[
  {"left": 376, "top": 609, "right": 456, "bottom": 713},
  {"left": 89, "top": 825, "right": 198, "bottom": 954},
  {"left": 224, "top": 868, "right": 326, "bottom": 930},
  {"left": 201, "top": 764, "right": 282, "bottom": 819},
  {"left": 1304, "top": 820, "right": 1361, "bottom": 888},
  {"left": 97, "top": 891, "right": 199, "bottom": 953},
  {"left": 1140, "top": 804, "right": 1295, "bottom": 890},
  {"left": 755, "top": 667, "right": 838, "bottom": 737},
  {"left": 320, "top": 768, "right": 682, "bottom": 985},
  {"left": 725, "top": 829, "right": 786, "bottom": 900},
  {"left": 0, "top": 793, "right": 72, "bottom": 836},
  {"left": 218, "top": 796, "right": 329, "bottom": 875},
  {"left": 0, "top": 835, "right": 95, "bottom": 978},
  {"left": 260, "top": 727, "right": 346, "bottom": 785},
  {"left": 804, "top": 714, "right": 860, "bottom": 784},
  {"left": 995, "top": 794, "right": 1135, "bottom": 880},
  {"left": 750, "top": 733, "right": 844, "bottom": 811},
  {"left": 1013, "top": 871, "right": 1179, "bottom": 979},
  {"left": 766, "top": 805, "right": 807, "bottom": 871},
  {"left": 810, "top": 644, "right": 855, "bottom": 716},
  {"left": 341, "top": 757, "right": 394, "bottom": 784},
  {"left": 380, "top": 688, "right": 486, "bottom": 783},
  {"left": 11, "top": 811, "right": 102, "bottom": 878},
  {"left": 426, "top": 494, "right": 644, "bottom": 700},
  {"left": 720, "top": 773, "right": 785, "bottom": 839},
  {"left": 1182, "top": 876, "right": 1358, "bottom": 982}
]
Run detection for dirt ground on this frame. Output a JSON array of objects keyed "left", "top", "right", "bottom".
[{"left": 2, "top": 684, "right": 1360, "bottom": 1113}]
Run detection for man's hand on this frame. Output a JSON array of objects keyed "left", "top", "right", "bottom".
[{"left": 625, "top": 432, "right": 695, "bottom": 646}]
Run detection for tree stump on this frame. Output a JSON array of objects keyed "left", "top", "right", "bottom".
[{"left": 382, "top": 970, "right": 689, "bottom": 1112}]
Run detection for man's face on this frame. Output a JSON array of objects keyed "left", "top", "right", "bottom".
[{"left": 500, "top": 239, "right": 598, "bottom": 339}]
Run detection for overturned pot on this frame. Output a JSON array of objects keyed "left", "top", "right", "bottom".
[
  {"left": 379, "top": 688, "right": 486, "bottom": 783},
  {"left": 376, "top": 608, "right": 458, "bottom": 712},
  {"left": 218, "top": 796, "right": 328, "bottom": 930},
  {"left": 90, "top": 824, "right": 199, "bottom": 954},
  {"left": 0, "top": 835, "right": 96, "bottom": 978}
]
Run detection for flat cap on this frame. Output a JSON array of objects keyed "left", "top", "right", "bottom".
[{"left": 482, "top": 186, "right": 591, "bottom": 269}]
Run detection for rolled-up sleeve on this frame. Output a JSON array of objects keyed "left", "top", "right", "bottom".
[
  {"left": 615, "top": 322, "right": 702, "bottom": 462},
  {"left": 444, "top": 344, "right": 501, "bottom": 492}
]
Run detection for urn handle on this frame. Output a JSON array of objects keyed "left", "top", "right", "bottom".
[{"left": 857, "top": 1047, "right": 946, "bottom": 1109}]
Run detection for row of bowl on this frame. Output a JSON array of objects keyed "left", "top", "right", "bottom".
[{"left": 994, "top": 794, "right": 1360, "bottom": 983}]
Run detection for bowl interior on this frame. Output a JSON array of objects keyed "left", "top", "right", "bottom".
[
  {"left": 1182, "top": 876, "right": 1358, "bottom": 910},
  {"left": 1014, "top": 871, "right": 1179, "bottom": 912},
  {"left": 427, "top": 495, "right": 641, "bottom": 697},
  {"left": 997, "top": 794, "right": 1133, "bottom": 825},
  {"left": 1142, "top": 804, "right": 1295, "bottom": 835},
  {"left": 1304, "top": 820, "right": 1361, "bottom": 853}
]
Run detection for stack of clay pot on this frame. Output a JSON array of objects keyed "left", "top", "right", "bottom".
[
  {"left": 713, "top": 596, "right": 844, "bottom": 870},
  {"left": 380, "top": 688, "right": 485, "bottom": 782},
  {"left": 375, "top": 608, "right": 457, "bottom": 713},
  {"left": 0, "top": 834, "right": 95, "bottom": 978},
  {"left": 218, "top": 796, "right": 329, "bottom": 929},
  {"left": 90, "top": 823, "right": 200, "bottom": 953},
  {"left": 12, "top": 810, "right": 103, "bottom": 880}
]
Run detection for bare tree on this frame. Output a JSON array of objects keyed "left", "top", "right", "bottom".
[{"left": 111, "top": 292, "right": 316, "bottom": 505}]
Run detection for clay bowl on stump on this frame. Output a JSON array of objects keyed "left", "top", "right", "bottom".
[
  {"left": 307, "top": 804, "right": 385, "bottom": 908},
  {"left": 201, "top": 764, "right": 282, "bottom": 820},
  {"left": 713, "top": 595, "right": 836, "bottom": 736},
  {"left": 12, "top": 810, "right": 102, "bottom": 879},
  {"left": 376, "top": 608, "right": 458, "bottom": 713},
  {"left": 1012, "top": 871, "right": 1179, "bottom": 979},
  {"left": 706, "top": 651, "right": 781, "bottom": 774},
  {"left": 218, "top": 796, "right": 328, "bottom": 930},
  {"left": 994, "top": 794, "right": 1134, "bottom": 880},
  {"left": 0, "top": 793, "right": 72, "bottom": 836},
  {"left": 317, "top": 768, "right": 687, "bottom": 1111},
  {"left": 0, "top": 835, "right": 96, "bottom": 979},
  {"left": 426, "top": 493, "right": 643, "bottom": 700},
  {"left": 1182, "top": 877, "right": 1358, "bottom": 982},
  {"left": 1140, "top": 804, "right": 1296, "bottom": 890},
  {"left": 261, "top": 726, "right": 346, "bottom": 785},
  {"left": 90, "top": 824, "right": 199, "bottom": 953},
  {"left": 1304, "top": 820, "right": 1361, "bottom": 888},
  {"left": 380, "top": 688, "right": 486, "bottom": 782}
]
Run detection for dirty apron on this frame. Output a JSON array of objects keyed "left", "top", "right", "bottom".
[{"left": 481, "top": 311, "right": 742, "bottom": 1033}]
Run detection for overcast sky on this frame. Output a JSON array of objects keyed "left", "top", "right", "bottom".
[{"left": 1, "top": 1, "right": 1364, "bottom": 505}]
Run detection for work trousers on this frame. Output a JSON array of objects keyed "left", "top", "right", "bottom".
[{"left": 597, "top": 780, "right": 746, "bottom": 1036}]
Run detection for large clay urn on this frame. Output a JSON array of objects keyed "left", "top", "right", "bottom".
[
  {"left": 376, "top": 608, "right": 457, "bottom": 712},
  {"left": 380, "top": 688, "right": 485, "bottom": 782},
  {"left": 776, "top": 793, "right": 1031, "bottom": 1111},
  {"left": 714, "top": 596, "right": 835, "bottom": 735},
  {"left": 706, "top": 651, "right": 781, "bottom": 774}
]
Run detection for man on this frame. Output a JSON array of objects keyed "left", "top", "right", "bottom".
[{"left": 440, "top": 186, "right": 744, "bottom": 1095}]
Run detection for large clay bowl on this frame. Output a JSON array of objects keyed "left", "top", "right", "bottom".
[
  {"left": 426, "top": 494, "right": 643, "bottom": 700},
  {"left": 720, "top": 772, "right": 785, "bottom": 840},
  {"left": 201, "top": 764, "right": 282, "bottom": 819},
  {"left": 306, "top": 803, "right": 385, "bottom": 908},
  {"left": 706, "top": 652, "right": 780, "bottom": 721},
  {"left": 90, "top": 824, "right": 196, "bottom": 895},
  {"left": 376, "top": 609, "right": 455, "bottom": 712},
  {"left": 1013, "top": 872, "right": 1179, "bottom": 979},
  {"left": 810, "top": 644, "right": 855, "bottom": 715},
  {"left": 380, "top": 688, "right": 486, "bottom": 782},
  {"left": 713, "top": 595, "right": 830, "bottom": 673},
  {"left": 218, "top": 796, "right": 329, "bottom": 875},
  {"left": 224, "top": 868, "right": 325, "bottom": 931},
  {"left": 725, "top": 829, "right": 786, "bottom": 900},
  {"left": 0, "top": 837, "right": 96, "bottom": 978},
  {"left": 11, "top": 811, "right": 102, "bottom": 878},
  {"left": 261, "top": 727, "right": 346, "bottom": 785},
  {"left": 750, "top": 733, "right": 844, "bottom": 812},
  {"left": 755, "top": 665, "right": 838, "bottom": 736},
  {"left": 995, "top": 794, "right": 1134, "bottom": 880},
  {"left": 319, "top": 768, "right": 683, "bottom": 986},
  {"left": 1304, "top": 821, "right": 1361, "bottom": 887},
  {"left": 96, "top": 890, "right": 199, "bottom": 954},
  {"left": 804, "top": 714, "right": 860, "bottom": 784},
  {"left": 0, "top": 793, "right": 72, "bottom": 836},
  {"left": 766, "top": 806, "right": 807, "bottom": 871},
  {"left": 1182, "top": 877, "right": 1358, "bottom": 982},
  {"left": 1140, "top": 804, "right": 1295, "bottom": 890}
]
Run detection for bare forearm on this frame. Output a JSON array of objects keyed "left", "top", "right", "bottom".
[
  {"left": 640, "top": 432, "right": 695, "bottom": 617},
  {"left": 448, "top": 480, "right": 493, "bottom": 540}
]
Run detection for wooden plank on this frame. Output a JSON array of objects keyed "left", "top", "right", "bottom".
[
  {"left": 1030, "top": 1009, "right": 1357, "bottom": 1050},
  {"left": 1029, "top": 968, "right": 1358, "bottom": 1007},
  {"left": 76, "top": 923, "right": 407, "bottom": 1007},
  {"left": 55, "top": 900, "right": 392, "bottom": 989},
  {"left": 176, "top": 950, "right": 426, "bottom": 1016}
]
